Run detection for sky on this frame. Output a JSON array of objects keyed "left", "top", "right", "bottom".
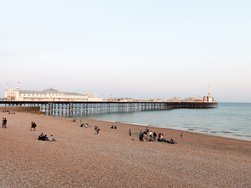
[{"left": 0, "top": 0, "right": 250, "bottom": 102}]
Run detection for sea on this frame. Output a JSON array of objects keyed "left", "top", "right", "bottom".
[{"left": 83, "top": 103, "right": 251, "bottom": 141}]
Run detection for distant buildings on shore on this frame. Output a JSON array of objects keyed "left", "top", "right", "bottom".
[{"left": 3, "top": 88, "right": 103, "bottom": 102}]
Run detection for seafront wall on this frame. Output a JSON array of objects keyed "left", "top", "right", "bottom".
[{"left": 0, "top": 101, "right": 218, "bottom": 116}]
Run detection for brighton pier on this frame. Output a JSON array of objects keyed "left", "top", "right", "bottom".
[{"left": 0, "top": 101, "right": 218, "bottom": 117}]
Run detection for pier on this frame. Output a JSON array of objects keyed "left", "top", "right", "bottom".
[{"left": 0, "top": 101, "right": 218, "bottom": 117}]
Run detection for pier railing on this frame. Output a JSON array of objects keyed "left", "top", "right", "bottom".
[{"left": 0, "top": 101, "right": 218, "bottom": 116}]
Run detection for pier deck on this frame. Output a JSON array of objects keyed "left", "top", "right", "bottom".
[{"left": 0, "top": 101, "right": 218, "bottom": 116}]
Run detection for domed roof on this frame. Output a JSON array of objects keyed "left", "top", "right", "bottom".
[{"left": 42, "top": 88, "right": 59, "bottom": 93}]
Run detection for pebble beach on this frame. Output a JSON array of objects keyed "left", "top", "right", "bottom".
[{"left": 1, "top": 109, "right": 251, "bottom": 188}]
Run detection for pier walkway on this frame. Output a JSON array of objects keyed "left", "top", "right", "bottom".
[{"left": 0, "top": 101, "right": 218, "bottom": 117}]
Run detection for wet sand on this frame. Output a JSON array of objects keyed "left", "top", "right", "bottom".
[{"left": 0, "top": 110, "right": 251, "bottom": 187}]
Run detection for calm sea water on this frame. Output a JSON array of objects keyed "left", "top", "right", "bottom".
[{"left": 84, "top": 103, "right": 251, "bottom": 141}]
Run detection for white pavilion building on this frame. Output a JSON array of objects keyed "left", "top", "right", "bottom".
[{"left": 3, "top": 88, "right": 103, "bottom": 102}]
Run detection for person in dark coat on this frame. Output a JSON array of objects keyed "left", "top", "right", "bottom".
[
  {"left": 31, "top": 121, "right": 37, "bottom": 131},
  {"left": 2, "top": 118, "right": 7, "bottom": 128}
]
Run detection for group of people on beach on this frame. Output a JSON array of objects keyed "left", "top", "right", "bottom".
[
  {"left": 1, "top": 115, "right": 57, "bottom": 142},
  {"left": 76, "top": 118, "right": 176, "bottom": 144},
  {"left": 29, "top": 121, "right": 56, "bottom": 142},
  {"left": 2, "top": 110, "right": 15, "bottom": 114},
  {"left": 38, "top": 133, "right": 56, "bottom": 141},
  {"left": 138, "top": 128, "right": 177, "bottom": 144},
  {"left": 1, "top": 110, "right": 16, "bottom": 128},
  {"left": 80, "top": 123, "right": 91, "bottom": 128},
  {"left": 73, "top": 119, "right": 101, "bottom": 135},
  {"left": 2, "top": 112, "right": 176, "bottom": 145},
  {"left": 111, "top": 125, "right": 117, "bottom": 129}
]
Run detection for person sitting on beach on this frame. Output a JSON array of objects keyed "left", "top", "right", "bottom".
[
  {"left": 94, "top": 125, "right": 98, "bottom": 131},
  {"left": 170, "top": 138, "right": 177, "bottom": 144},
  {"left": 31, "top": 121, "right": 37, "bottom": 131},
  {"left": 111, "top": 125, "right": 113, "bottom": 129},
  {"left": 147, "top": 131, "right": 155, "bottom": 141},
  {"left": 38, "top": 133, "right": 48, "bottom": 141},
  {"left": 157, "top": 132, "right": 169, "bottom": 143},
  {"left": 80, "top": 123, "right": 84, "bottom": 127},
  {"left": 143, "top": 128, "right": 149, "bottom": 135},
  {"left": 157, "top": 132, "right": 164, "bottom": 142},
  {"left": 114, "top": 126, "right": 117, "bottom": 129},
  {"left": 157, "top": 133, "right": 177, "bottom": 144},
  {"left": 49, "top": 135, "right": 56, "bottom": 142},
  {"left": 38, "top": 133, "right": 44, "bottom": 140},
  {"left": 149, "top": 131, "right": 153, "bottom": 138},
  {"left": 149, "top": 131, "right": 153, "bottom": 137},
  {"left": 43, "top": 134, "right": 49, "bottom": 141}
]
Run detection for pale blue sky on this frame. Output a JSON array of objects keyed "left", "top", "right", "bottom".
[{"left": 1, "top": 0, "right": 251, "bottom": 102}]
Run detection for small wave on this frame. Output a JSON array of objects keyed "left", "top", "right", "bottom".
[
  {"left": 241, "top": 134, "right": 251, "bottom": 138},
  {"left": 201, "top": 130, "right": 209, "bottom": 133},
  {"left": 220, "top": 131, "right": 232, "bottom": 134},
  {"left": 233, "top": 134, "right": 244, "bottom": 137},
  {"left": 184, "top": 123, "right": 193, "bottom": 126}
]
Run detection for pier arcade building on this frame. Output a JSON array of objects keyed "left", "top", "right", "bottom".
[{"left": 4, "top": 88, "right": 103, "bottom": 102}]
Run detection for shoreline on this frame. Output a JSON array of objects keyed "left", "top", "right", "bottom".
[
  {"left": 84, "top": 116, "right": 251, "bottom": 142},
  {"left": 101, "top": 118, "right": 251, "bottom": 143},
  {"left": 1, "top": 110, "right": 251, "bottom": 187},
  {"left": 2, "top": 104, "right": 250, "bottom": 142}
]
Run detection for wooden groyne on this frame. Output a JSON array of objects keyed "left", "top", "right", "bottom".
[{"left": 0, "top": 101, "right": 218, "bottom": 116}]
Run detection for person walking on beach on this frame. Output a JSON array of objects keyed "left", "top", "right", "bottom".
[
  {"left": 129, "top": 128, "right": 132, "bottom": 136},
  {"left": 139, "top": 130, "right": 144, "bottom": 141},
  {"left": 1, "top": 118, "right": 4, "bottom": 128},
  {"left": 94, "top": 125, "right": 100, "bottom": 134},
  {"left": 2, "top": 118, "right": 7, "bottom": 128},
  {"left": 31, "top": 121, "right": 37, "bottom": 131},
  {"left": 180, "top": 131, "right": 183, "bottom": 138}
]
